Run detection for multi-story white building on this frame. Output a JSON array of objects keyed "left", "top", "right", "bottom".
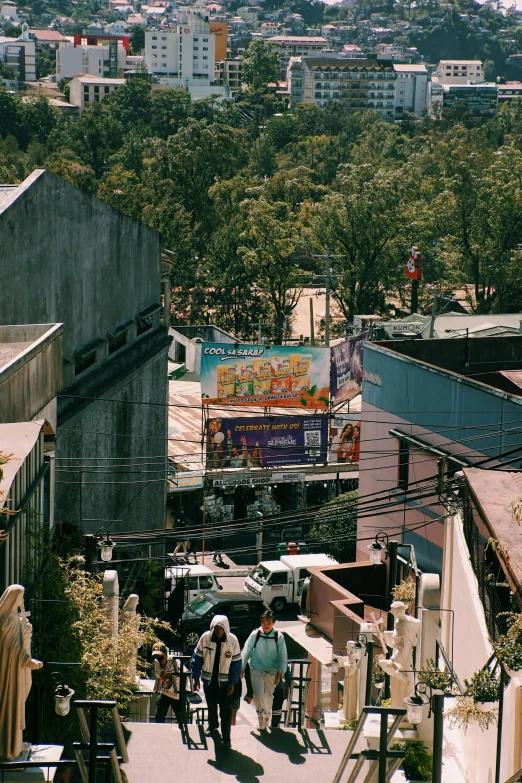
[
  {"left": 56, "top": 41, "right": 127, "bottom": 80},
  {"left": 394, "top": 63, "right": 429, "bottom": 117},
  {"left": 144, "top": 12, "right": 216, "bottom": 86},
  {"left": 433, "top": 59, "right": 484, "bottom": 84},
  {"left": 266, "top": 35, "right": 329, "bottom": 76},
  {"left": 69, "top": 74, "right": 125, "bottom": 110},
  {"left": 0, "top": 25, "right": 35, "bottom": 83},
  {"left": 288, "top": 56, "right": 397, "bottom": 120}
]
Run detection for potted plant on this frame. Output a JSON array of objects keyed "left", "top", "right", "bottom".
[
  {"left": 393, "top": 741, "right": 432, "bottom": 781},
  {"left": 417, "top": 658, "right": 455, "bottom": 695},
  {"left": 445, "top": 668, "right": 500, "bottom": 732},
  {"left": 492, "top": 635, "right": 522, "bottom": 676},
  {"left": 493, "top": 612, "right": 522, "bottom": 676}
]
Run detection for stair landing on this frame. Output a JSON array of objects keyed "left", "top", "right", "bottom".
[{"left": 122, "top": 723, "right": 350, "bottom": 783}]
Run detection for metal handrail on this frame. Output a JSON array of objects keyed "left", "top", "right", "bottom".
[
  {"left": 503, "top": 770, "right": 522, "bottom": 783},
  {"left": 435, "top": 639, "right": 465, "bottom": 694},
  {"left": 332, "top": 706, "right": 407, "bottom": 783}
]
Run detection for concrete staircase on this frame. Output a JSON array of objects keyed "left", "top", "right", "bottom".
[{"left": 121, "top": 723, "right": 352, "bottom": 783}]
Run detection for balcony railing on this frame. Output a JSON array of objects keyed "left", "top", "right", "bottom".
[{"left": 461, "top": 487, "right": 510, "bottom": 640}]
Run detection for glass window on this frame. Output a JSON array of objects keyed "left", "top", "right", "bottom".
[
  {"left": 152, "top": 45, "right": 157, "bottom": 49},
  {"left": 202, "top": 55, "right": 208, "bottom": 60},
  {"left": 94, "top": 85, "right": 99, "bottom": 93},
  {"left": 268, "top": 572, "right": 288, "bottom": 585},
  {"left": 75, "top": 350, "right": 96, "bottom": 375},
  {"left": 188, "top": 596, "right": 215, "bottom": 615},
  {"left": 161, "top": 45, "right": 167, "bottom": 49},
  {"left": 189, "top": 576, "right": 199, "bottom": 591},
  {"left": 104, "top": 85, "right": 110, "bottom": 94},
  {"left": 152, "top": 35, "right": 157, "bottom": 39},
  {"left": 199, "top": 576, "right": 214, "bottom": 590},
  {"left": 398, "top": 440, "right": 410, "bottom": 490}
]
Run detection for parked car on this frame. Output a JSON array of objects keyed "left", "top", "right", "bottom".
[
  {"left": 165, "top": 564, "right": 222, "bottom": 606},
  {"left": 177, "top": 592, "right": 266, "bottom": 650}
]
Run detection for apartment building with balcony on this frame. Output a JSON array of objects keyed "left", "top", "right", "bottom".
[
  {"left": 290, "top": 57, "right": 397, "bottom": 119},
  {"left": 0, "top": 25, "right": 35, "bottom": 83},
  {"left": 214, "top": 56, "right": 241, "bottom": 92},
  {"left": 394, "top": 63, "right": 429, "bottom": 117},
  {"left": 266, "top": 35, "right": 329, "bottom": 77}
]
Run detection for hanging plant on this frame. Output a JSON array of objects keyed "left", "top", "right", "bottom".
[
  {"left": 445, "top": 667, "right": 500, "bottom": 732},
  {"left": 463, "top": 669, "right": 500, "bottom": 703},
  {"left": 493, "top": 612, "right": 522, "bottom": 673},
  {"left": 417, "top": 658, "right": 455, "bottom": 695},
  {"left": 391, "top": 578, "right": 416, "bottom": 608},
  {"left": 445, "top": 696, "right": 498, "bottom": 733}
]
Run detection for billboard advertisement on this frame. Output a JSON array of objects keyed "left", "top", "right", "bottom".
[
  {"left": 206, "top": 415, "right": 328, "bottom": 469},
  {"left": 201, "top": 344, "right": 330, "bottom": 409},
  {"left": 330, "top": 332, "right": 368, "bottom": 406},
  {"left": 329, "top": 414, "right": 360, "bottom": 464}
]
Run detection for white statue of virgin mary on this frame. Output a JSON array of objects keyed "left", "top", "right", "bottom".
[{"left": 0, "top": 584, "right": 43, "bottom": 760}]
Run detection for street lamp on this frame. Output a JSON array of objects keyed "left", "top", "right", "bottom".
[
  {"left": 367, "top": 532, "right": 388, "bottom": 565},
  {"left": 404, "top": 680, "right": 445, "bottom": 783},
  {"left": 354, "top": 634, "right": 376, "bottom": 706},
  {"left": 96, "top": 528, "right": 115, "bottom": 563},
  {"left": 52, "top": 672, "right": 75, "bottom": 717},
  {"left": 404, "top": 681, "right": 431, "bottom": 725}
]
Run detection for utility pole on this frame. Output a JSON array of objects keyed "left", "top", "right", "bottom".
[
  {"left": 252, "top": 319, "right": 271, "bottom": 344},
  {"left": 313, "top": 248, "right": 344, "bottom": 347},
  {"left": 309, "top": 297, "right": 315, "bottom": 346}
]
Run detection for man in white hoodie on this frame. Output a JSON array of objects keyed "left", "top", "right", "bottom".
[{"left": 191, "top": 615, "right": 241, "bottom": 748}]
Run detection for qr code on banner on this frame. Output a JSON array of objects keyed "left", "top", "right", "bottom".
[{"left": 304, "top": 430, "right": 321, "bottom": 447}]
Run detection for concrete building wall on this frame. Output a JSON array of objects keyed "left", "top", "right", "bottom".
[
  {"left": 441, "top": 513, "right": 522, "bottom": 782},
  {"left": 0, "top": 323, "right": 63, "bottom": 424},
  {"left": 356, "top": 340, "right": 522, "bottom": 569},
  {"left": 56, "top": 344, "right": 169, "bottom": 533},
  {"left": 0, "top": 170, "right": 160, "bottom": 383},
  {"left": 56, "top": 42, "right": 127, "bottom": 79},
  {"left": 0, "top": 169, "right": 170, "bottom": 534}
]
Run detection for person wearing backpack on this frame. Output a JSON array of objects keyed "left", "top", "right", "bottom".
[{"left": 241, "top": 608, "right": 288, "bottom": 731}]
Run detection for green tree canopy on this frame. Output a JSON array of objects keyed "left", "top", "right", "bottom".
[
  {"left": 241, "top": 39, "right": 281, "bottom": 90},
  {"left": 310, "top": 490, "right": 358, "bottom": 563}
]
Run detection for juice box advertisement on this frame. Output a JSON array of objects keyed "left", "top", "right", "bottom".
[{"left": 201, "top": 344, "right": 330, "bottom": 409}]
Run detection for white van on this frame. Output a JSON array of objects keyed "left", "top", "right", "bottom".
[
  {"left": 244, "top": 553, "right": 337, "bottom": 612},
  {"left": 165, "top": 564, "right": 222, "bottom": 605}
]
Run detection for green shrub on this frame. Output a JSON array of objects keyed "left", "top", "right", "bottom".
[{"left": 394, "top": 741, "right": 432, "bottom": 781}]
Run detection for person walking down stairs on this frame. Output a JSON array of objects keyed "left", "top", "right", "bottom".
[
  {"left": 191, "top": 615, "right": 241, "bottom": 749},
  {"left": 241, "top": 609, "right": 288, "bottom": 731}
]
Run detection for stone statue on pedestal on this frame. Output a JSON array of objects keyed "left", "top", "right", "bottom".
[
  {"left": 329, "top": 640, "right": 361, "bottom": 721},
  {"left": 0, "top": 584, "right": 43, "bottom": 760},
  {"left": 122, "top": 594, "right": 140, "bottom": 689},
  {"left": 379, "top": 601, "right": 420, "bottom": 709}
]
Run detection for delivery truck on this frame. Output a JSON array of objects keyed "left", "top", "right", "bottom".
[{"left": 243, "top": 553, "right": 337, "bottom": 612}]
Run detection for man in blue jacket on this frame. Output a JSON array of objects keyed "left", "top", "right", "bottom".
[
  {"left": 241, "top": 608, "right": 288, "bottom": 731},
  {"left": 191, "top": 615, "right": 241, "bottom": 749}
]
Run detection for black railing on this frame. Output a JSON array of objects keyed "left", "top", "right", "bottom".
[{"left": 461, "top": 488, "right": 509, "bottom": 640}]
